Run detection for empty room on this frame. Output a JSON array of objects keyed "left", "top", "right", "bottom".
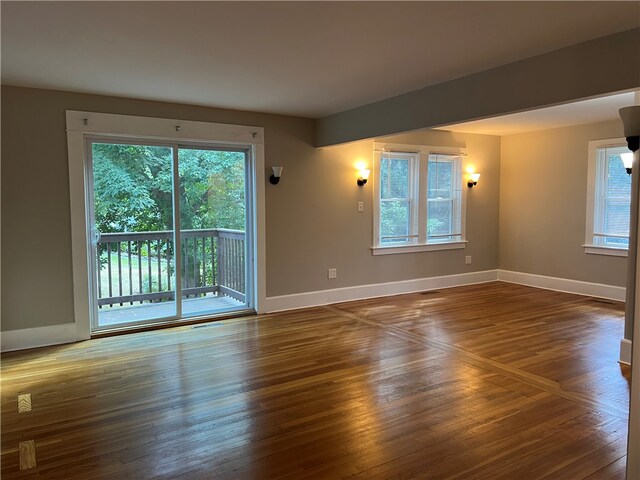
[{"left": 2, "top": 2, "right": 640, "bottom": 479}]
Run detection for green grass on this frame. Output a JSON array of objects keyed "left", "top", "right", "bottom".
[{"left": 98, "top": 252, "right": 173, "bottom": 298}]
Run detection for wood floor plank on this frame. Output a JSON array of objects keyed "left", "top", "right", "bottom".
[
  {"left": 1, "top": 282, "right": 630, "bottom": 479},
  {"left": 19, "top": 440, "right": 36, "bottom": 470},
  {"left": 17, "top": 393, "right": 32, "bottom": 413},
  {"left": 584, "top": 455, "right": 628, "bottom": 480}
]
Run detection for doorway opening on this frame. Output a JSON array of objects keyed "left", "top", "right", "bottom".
[{"left": 86, "top": 139, "right": 255, "bottom": 332}]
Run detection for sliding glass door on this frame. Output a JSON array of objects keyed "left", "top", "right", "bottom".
[
  {"left": 87, "top": 139, "right": 253, "bottom": 332},
  {"left": 178, "top": 146, "right": 249, "bottom": 318}
]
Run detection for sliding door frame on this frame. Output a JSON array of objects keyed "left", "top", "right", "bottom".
[
  {"left": 85, "top": 137, "right": 182, "bottom": 332},
  {"left": 67, "top": 111, "right": 266, "bottom": 340},
  {"left": 175, "top": 141, "right": 256, "bottom": 314}
]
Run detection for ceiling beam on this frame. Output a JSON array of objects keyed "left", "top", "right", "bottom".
[{"left": 315, "top": 28, "right": 640, "bottom": 147}]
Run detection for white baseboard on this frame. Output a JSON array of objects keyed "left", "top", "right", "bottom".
[
  {"left": 265, "top": 270, "right": 499, "bottom": 313},
  {"left": 1, "top": 323, "right": 78, "bottom": 352},
  {"left": 620, "top": 338, "right": 633, "bottom": 365},
  {"left": 265, "top": 269, "right": 626, "bottom": 313},
  {"left": 497, "top": 270, "right": 626, "bottom": 302}
]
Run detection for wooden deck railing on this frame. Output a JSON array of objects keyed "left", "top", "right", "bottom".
[{"left": 96, "top": 229, "right": 245, "bottom": 308}]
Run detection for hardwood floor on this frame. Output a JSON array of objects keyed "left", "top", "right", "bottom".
[{"left": 1, "top": 282, "right": 631, "bottom": 479}]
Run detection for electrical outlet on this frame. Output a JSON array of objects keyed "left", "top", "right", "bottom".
[
  {"left": 465, "top": 256, "right": 472, "bottom": 265},
  {"left": 358, "top": 201, "right": 364, "bottom": 212},
  {"left": 328, "top": 268, "right": 337, "bottom": 279}
]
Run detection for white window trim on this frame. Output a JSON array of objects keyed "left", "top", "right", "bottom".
[
  {"left": 583, "top": 245, "right": 628, "bottom": 257},
  {"left": 373, "top": 150, "right": 420, "bottom": 246},
  {"left": 66, "top": 111, "right": 266, "bottom": 341},
  {"left": 372, "top": 142, "right": 467, "bottom": 255},
  {"left": 371, "top": 241, "right": 467, "bottom": 256},
  {"left": 427, "top": 153, "right": 464, "bottom": 244},
  {"left": 584, "top": 138, "right": 629, "bottom": 256}
]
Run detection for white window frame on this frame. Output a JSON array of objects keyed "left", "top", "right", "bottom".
[
  {"left": 375, "top": 151, "right": 420, "bottom": 246},
  {"left": 584, "top": 138, "right": 630, "bottom": 257},
  {"left": 67, "top": 111, "right": 266, "bottom": 341},
  {"left": 372, "top": 143, "right": 467, "bottom": 255},
  {"left": 427, "top": 154, "right": 464, "bottom": 244}
]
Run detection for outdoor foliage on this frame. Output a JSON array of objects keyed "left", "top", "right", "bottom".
[
  {"left": 92, "top": 143, "right": 246, "bottom": 233},
  {"left": 380, "top": 156, "right": 410, "bottom": 242}
]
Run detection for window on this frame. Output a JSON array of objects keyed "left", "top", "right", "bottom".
[
  {"left": 379, "top": 152, "right": 418, "bottom": 244},
  {"left": 373, "top": 143, "right": 466, "bottom": 255},
  {"left": 585, "top": 139, "right": 631, "bottom": 256},
  {"left": 427, "top": 154, "right": 463, "bottom": 243}
]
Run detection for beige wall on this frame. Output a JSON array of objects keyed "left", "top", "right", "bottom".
[
  {"left": 1, "top": 86, "right": 501, "bottom": 332},
  {"left": 499, "top": 120, "right": 628, "bottom": 285}
]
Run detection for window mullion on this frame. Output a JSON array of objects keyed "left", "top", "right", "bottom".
[{"left": 417, "top": 153, "right": 428, "bottom": 244}]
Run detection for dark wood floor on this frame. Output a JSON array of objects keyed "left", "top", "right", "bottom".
[{"left": 1, "top": 282, "right": 631, "bottom": 479}]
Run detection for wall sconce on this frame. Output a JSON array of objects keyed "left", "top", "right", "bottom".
[
  {"left": 270, "top": 166, "right": 283, "bottom": 185},
  {"left": 467, "top": 173, "right": 480, "bottom": 188},
  {"left": 357, "top": 168, "right": 370, "bottom": 186},
  {"left": 620, "top": 104, "right": 640, "bottom": 153},
  {"left": 622, "top": 152, "right": 634, "bottom": 175}
]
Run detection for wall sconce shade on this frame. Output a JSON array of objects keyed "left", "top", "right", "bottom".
[
  {"left": 270, "top": 166, "right": 283, "bottom": 185},
  {"left": 619, "top": 105, "right": 640, "bottom": 155},
  {"left": 622, "top": 152, "right": 634, "bottom": 175},
  {"left": 357, "top": 169, "right": 370, "bottom": 186},
  {"left": 620, "top": 106, "right": 640, "bottom": 147},
  {"left": 467, "top": 173, "right": 480, "bottom": 188}
]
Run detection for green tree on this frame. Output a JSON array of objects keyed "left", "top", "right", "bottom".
[{"left": 93, "top": 143, "right": 246, "bottom": 233}]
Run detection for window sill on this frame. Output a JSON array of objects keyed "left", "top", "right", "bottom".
[
  {"left": 583, "top": 245, "right": 628, "bottom": 257},
  {"left": 371, "top": 241, "right": 467, "bottom": 256}
]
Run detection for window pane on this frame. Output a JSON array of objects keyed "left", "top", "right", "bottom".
[
  {"left": 607, "top": 152, "right": 631, "bottom": 197},
  {"left": 380, "top": 200, "right": 409, "bottom": 243},
  {"left": 604, "top": 236, "right": 629, "bottom": 248},
  {"left": 428, "top": 160, "right": 452, "bottom": 198},
  {"left": 178, "top": 148, "right": 246, "bottom": 231},
  {"left": 380, "top": 156, "right": 409, "bottom": 199},
  {"left": 604, "top": 200, "right": 630, "bottom": 236},
  {"left": 427, "top": 200, "right": 452, "bottom": 238}
]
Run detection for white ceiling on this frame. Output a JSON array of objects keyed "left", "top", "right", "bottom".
[
  {"left": 435, "top": 91, "right": 637, "bottom": 136},
  {"left": 2, "top": 1, "right": 639, "bottom": 119}
]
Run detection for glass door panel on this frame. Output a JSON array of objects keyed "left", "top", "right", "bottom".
[
  {"left": 178, "top": 146, "right": 249, "bottom": 317},
  {"left": 89, "top": 141, "right": 177, "bottom": 329}
]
